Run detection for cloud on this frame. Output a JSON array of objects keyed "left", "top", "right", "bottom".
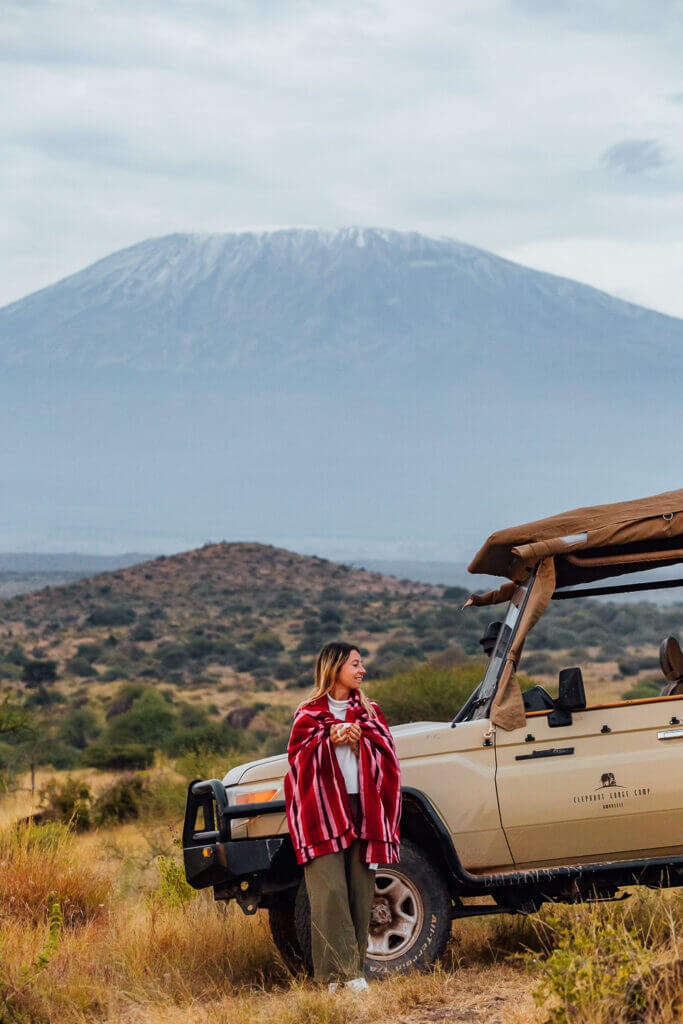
[
  {"left": 1, "top": 0, "right": 683, "bottom": 314},
  {"left": 602, "top": 138, "right": 669, "bottom": 175}
]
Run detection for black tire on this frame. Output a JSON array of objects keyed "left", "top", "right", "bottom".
[
  {"left": 268, "top": 890, "right": 308, "bottom": 975},
  {"left": 293, "top": 839, "right": 452, "bottom": 978}
]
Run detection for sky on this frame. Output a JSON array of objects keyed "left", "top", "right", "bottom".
[{"left": 3, "top": 0, "right": 683, "bottom": 317}]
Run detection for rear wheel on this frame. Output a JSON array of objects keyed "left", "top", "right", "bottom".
[{"left": 292, "top": 839, "right": 452, "bottom": 977}]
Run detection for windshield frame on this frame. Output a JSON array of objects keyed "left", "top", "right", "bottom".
[{"left": 451, "top": 565, "right": 538, "bottom": 726}]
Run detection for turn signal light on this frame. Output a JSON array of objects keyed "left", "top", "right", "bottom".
[{"left": 234, "top": 789, "right": 278, "bottom": 806}]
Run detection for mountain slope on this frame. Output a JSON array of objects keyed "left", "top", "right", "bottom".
[
  {"left": 1, "top": 227, "right": 681, "bottom": 558},
  {"left": 1, "top": 228, "right": 682, "bottom": 373}
]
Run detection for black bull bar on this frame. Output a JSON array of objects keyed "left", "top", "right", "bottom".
[{"left": 182, "top": 778, "right": 290, "bottom": 900}]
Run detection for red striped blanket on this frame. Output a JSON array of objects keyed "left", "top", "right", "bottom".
[{"left": 284, "top": 691, "right": 401, "bottom": 866}]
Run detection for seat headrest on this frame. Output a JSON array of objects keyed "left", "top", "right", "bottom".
[{"left": 660, "top": 636, "right": 683, "bottom": 683}]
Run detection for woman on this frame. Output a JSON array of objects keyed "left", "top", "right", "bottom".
[{"left": 284, "top": 641, "right": 401, "bottom": 991}]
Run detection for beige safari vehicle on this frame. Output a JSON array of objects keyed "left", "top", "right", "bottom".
[{"left": 183, "top": 489, "right": 683, "bottom": 975}]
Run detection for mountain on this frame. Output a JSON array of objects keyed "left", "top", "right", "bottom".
[
  {"left": 1, "top": 227, "right": 682, "bottom": 374},
  {"left": 0, "top": 227, "right": 680, "bottom": 557}
]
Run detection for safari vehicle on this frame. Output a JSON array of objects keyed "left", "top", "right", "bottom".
[{"left": 183, "top": 489, "right": 683, "bottom": 975}]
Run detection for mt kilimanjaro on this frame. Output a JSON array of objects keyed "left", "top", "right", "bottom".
[
  {"left": 2, "top": 227, "right": 682, "bottom": 376},
  {"left": 0, "top": 228, "right": 680, "bottom": 557}
]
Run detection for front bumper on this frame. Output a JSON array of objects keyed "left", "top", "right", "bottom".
[{"left": 182, "top": 778, "right": 297, "bottom": 912}]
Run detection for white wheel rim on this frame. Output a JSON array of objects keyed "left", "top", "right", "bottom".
[{"left": 367, "top": 869, "right": 424, "bottom": 961}]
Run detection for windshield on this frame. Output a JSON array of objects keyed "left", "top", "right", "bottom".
[{"left": 453, "top": 568, "right": 536, "bottom": 724}]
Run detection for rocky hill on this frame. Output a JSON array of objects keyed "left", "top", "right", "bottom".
[{"left": 0, "top": 541, "right": 681, "bottom": 772}]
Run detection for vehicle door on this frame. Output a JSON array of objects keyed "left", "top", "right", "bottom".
[
  {"left": 495, "top": 693, "right": 683, "bottom": 866},
  {"left": 397, "top": 717, "right": 512, "bottom": 872}
]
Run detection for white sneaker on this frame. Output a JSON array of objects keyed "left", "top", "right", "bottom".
[
  {"left": 328, "top": 982, "right": 340, "bottom": 993},
  {"left": 346, "top": 977, "right": 370, "bottom": 992}
]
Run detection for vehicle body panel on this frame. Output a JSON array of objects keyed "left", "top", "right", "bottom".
[{"left": 495, "top": 695, "right": 683, "bottom": 864}]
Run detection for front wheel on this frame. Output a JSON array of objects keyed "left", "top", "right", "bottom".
[{"left": 292, "top": 838, "right": 452, "bottom": 977}]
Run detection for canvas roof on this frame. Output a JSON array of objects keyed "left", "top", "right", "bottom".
[{"left": 468, "top": 488, "right": 683, "bottom": 589}]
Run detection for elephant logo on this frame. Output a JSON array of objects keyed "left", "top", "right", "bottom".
[{"left": 596, "top": 772, "right": 621, "bottom": 789}]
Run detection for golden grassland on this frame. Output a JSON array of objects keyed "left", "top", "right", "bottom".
[{"left": 1, "top": 770, "right": 682, "bottom": 1024}]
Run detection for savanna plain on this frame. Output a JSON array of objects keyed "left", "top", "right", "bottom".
[{"left": 1, "top": 544, "right": 682, "bottom": 1023}]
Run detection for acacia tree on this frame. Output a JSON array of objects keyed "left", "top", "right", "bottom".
[{"left": 0, "top": 697, "right": 38, "bottom": 792}]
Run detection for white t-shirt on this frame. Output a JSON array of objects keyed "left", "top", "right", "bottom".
[
  {"left": 327, "top": 695, "right": 359, "bottom": 794},
  {"left": 327, "top": 695, "right": 378, "bottom": 871}
]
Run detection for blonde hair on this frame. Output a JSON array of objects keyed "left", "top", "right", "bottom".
[{"left": 299, "top": 641, "right": 376, "bottom": 717}]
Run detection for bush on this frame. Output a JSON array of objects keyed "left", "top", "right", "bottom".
[
  {"left": 522, "top": 651, "right": 558, "bottom": 675},
  {"left": 106, "top": 689, "right": 176, "bottom": 747},
  {"left": 92, "top": 775, "right": 146, "bottom": 826},
  {"left": 86, "top": 605, "right": 136, "bottom": 627},
  {"left": 38, "top": 776, "right": 92, "bottom": 830},
  {"left": 622, "top": 677, "right": 662, "bottom": 700},
  {"left": 22, "top": 659, "right": 57, "bottom": 686},
  {"left": 130, "top": 623, "right": 155, "bottom": 642},
  {"left": 75, "top": 643, "right": 102, "bottom": 661},
  {"left": 57, "top": 707, "right": 101, "bottom": 750},
  {"left": 83, "top": 743, "right": 155, "bottom": 770},
  {"left": 527, "top": 910, "right": 656, "bottom": 1024},
  {"left": 66, "top": 656, "right": 99, "bottom": 677},
  {"left": 367, "top": 662, "right": 485, "bottom": 724},
  {"left": 150, "top": 855, "right": 198, "bottom": 907},
  {"left": 618, "top": 656, "right": 660, "bottom": 677},
  {"left": 249, "top": 632, "right": 284, "bottom": 655}
]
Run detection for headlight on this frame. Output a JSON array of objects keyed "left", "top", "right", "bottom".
[
  {"left": 233, "top": 788, "right": 279, "bottom": 806},
  {"left": 226, "top": 784, "right": 281, "bottom": 807}
]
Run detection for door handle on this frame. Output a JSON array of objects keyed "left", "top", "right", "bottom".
[
  {"left": 515, "top": 747, "right": 575, "bottom": 761},
  {"left": 658, "top": 728, "right": 683, "bottom": 740}
]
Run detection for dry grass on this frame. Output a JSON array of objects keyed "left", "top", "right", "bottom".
[
  {"left": 0, "top": 820, "right": 111, "bottom": 926},
  {"left": 1, "top": 779, "right": 682, "bottom": 1024}
]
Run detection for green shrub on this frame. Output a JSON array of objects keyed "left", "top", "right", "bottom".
[
  {"left": 57, "top": 707, "right": 101, "bottom": 749},
  {"left": 250, "top": 632, "right": 284, "bottom": 655},
  {"left": 622, "top": 677, "right": 662, "bottom": 700},
  {"left": 106, "top": 689, "right": 176, "bottom": 747},
  {"left": 367, "top": 662, "right": 485, "bottom": 724},
  {"left": 76, "top": 643, "right": 102, "bottom": 661},
  {"left": 522, "top": 651, "right": 558, "bottom": 675},
  {"left": 151, "top": 855, "right": 197, "bottom": 907},
  {"left": 5, "top": 643, "right": 27, "bottom": 665},
  {"left": 618, "top": 656, "right": 660, "bottom": 677},
  {"left": 83, "top": 742, "right": 155, "bottom": 770},
  {"left": 92, "top": 775, "right": 146, "bottom": 825},
  {"left": 86, "top": 605, "right": 136, "bottom": 627},
  {"left": 22, "top": 659, "right": 57, "bottom": 686},
  {"left": 66, "top": 655, "right": 99, "bottom": 677},
  {"left": 130, "top": 622, "right": 155, "bottom": 642},
  {"left": 38, "top": 776, "right": 92, "bottom": 830},
  {"left": 526, "top": 912, "right": 655, "bottom": 1024}
]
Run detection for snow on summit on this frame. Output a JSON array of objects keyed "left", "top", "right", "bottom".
[{"left": 0, "top": 227, "right": 682, "bottom": 372}]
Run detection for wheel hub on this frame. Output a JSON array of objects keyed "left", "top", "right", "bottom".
[
  {"left": 366, "top": 869, "right": 424, "bottom": 961},
  {"left": 370, "top": 898, "right": 392, "bottom": 928}
]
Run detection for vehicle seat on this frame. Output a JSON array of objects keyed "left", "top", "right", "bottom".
[
  {"left": 522, "top": 685, "right": 556, "bottom": 712},
  {"left": 659, "top": 636, "right": 683, "bottom": 696}
]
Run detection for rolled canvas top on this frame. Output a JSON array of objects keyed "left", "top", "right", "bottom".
[{"left": 468, "top": 488, "right": 683, "bottom": 588}]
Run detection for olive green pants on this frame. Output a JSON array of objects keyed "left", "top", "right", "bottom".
[{"left": 303, "top": 797, "right": 376, "bottom": 983}]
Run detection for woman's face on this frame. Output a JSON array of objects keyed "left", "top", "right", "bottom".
[{"left": 336, "top": 649, "right": 366, "bottom": 691}]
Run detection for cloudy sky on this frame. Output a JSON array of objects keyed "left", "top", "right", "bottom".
[{"left": 3, "top": 0, "right": 683, "bottom": 315}]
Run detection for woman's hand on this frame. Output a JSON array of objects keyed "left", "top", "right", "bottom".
[
  {"left": 345, "top": 722, "right": 362, "bottom": 744},
  {"left": 330, "top": 722, "right": 362, "bottom": 746},
  {"left": 330, "top": 723, "right": 349, "bottom": 745}
]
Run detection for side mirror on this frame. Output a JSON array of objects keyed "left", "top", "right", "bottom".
[
  {"left": 558, "top": 667, "right": 586, "bottom": 710},
  {"left": 548, "top": 667, "right": 585, "bottom": 728}
]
